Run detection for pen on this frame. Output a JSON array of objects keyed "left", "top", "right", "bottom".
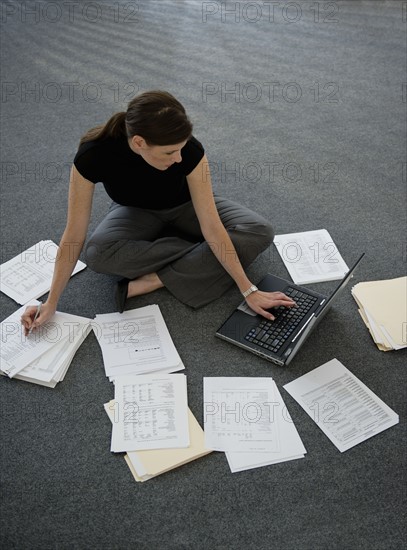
[{"left": 28, "top": 302, "right": 42, "bottom": 335}]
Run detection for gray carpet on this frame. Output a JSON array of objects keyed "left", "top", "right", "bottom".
[{"left": 1, "top": 1, "right": 406, "bottom": 549}]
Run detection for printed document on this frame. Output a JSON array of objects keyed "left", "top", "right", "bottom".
[
  {"left": 110, "top": 373, "right": 189, "bottom": 452},
  {"left": 283, "top": 359, "right": 399, "bottom": 452},
  {"left": 94, "top": 305, "right": 184, "bottom": 379},
  {"left": 274, "top": 229, "right": 349, "bottom": 284},
  {"left": 0, "top": 240, "right": 86, "bottom": 304},
  {"left": 225, "top": 381, "right": 306, "bottom": 472},
  {"left": 203, "top": 377, "right": 281, "bottom": 453}
]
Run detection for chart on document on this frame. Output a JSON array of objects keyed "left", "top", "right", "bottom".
[
  {"left": 209, "top": 390, "right": 273, "bottom": 439},
  {"left": 122, "top": 378, "right": 175, "bottom": 442},
  {"left": 300, "top": 373, "right": 394, "bottom": 446},
  {"left": 111, "top": 373, "right": 189, "bottom": 452},
  {"left": 283, "top": 359, "right": 399, "bottom": 452}
]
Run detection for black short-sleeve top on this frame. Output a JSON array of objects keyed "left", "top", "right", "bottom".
[{"left": 73, "top": 135, "right": 205, "bottom": 209}]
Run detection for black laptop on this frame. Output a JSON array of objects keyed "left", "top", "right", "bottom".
[{"left": 216, "top": 253, "right": 365, "bottom": 366}]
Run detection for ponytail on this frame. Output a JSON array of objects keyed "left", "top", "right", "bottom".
[{"left": 79, "top": 112, "right": 126, "bottom": 145}]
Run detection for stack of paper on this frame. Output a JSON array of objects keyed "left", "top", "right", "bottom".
[
  {"left": 0, "top": 240, "right": 86, "bottom": 304},
  {"left": 203, "top": 377, "right": 306, "bottom": 473},
  {"left": 274, "top": 229, "right": 349, "bottom": 284},
  {"left": 351, "top": 276, "right": 407, "bottom": 351},
  {"left": 104, "top": 373, "right": 212, "bottom": 481},
  {"left": 284, "top": 359, "right": 399, "bottom": 452},
  {"left": 93, "top": 305, "right": 185, "bottom": 381},
  {"left": 0, "top": 302, "right": 92, "bottom": 387},
  {"left": 94, "top": 306, "right": 205, "bottom": 481}
]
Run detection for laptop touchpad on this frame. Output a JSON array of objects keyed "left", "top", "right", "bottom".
[{"left": 237, "top": 300, "right": 257, "bottom": 316}]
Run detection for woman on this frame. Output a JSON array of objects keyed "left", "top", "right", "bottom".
[{"left": 22, "top": 90, "right": 295, "bottom": 333}]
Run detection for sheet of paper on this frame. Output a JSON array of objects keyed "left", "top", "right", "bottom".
[
  {"left": 225, "top": 382, "right": 306, "bottom": 472},
  {"left": 110, "top": 373, "right": 189, "bottom": 452},
  {"left": 94, "top": 305, "right": 183, "bottom": 378},
  {"left": 0, "top": 303, "right": 79, "bottom": 378},
  {"left": 283, "top": 358, "right": 399, "bottom": 452},
  {"left": 274, "top": 229, "right": 349, "bottom": 284},
  {"left": 203, "top": 377, "right": 281, "bottom": 453},
  {"left": 0, "top": 240, "right": 86, "bottom": 304}
]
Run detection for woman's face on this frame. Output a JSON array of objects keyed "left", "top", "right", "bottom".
[{"left": 129, "top": 136, "right": 187, "bottom": 171}]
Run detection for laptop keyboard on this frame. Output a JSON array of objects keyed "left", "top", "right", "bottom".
[{"left": 245, "top": 287, "right": 318, "bottom": 354}]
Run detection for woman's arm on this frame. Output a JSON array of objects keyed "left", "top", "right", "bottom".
[
  {"left": 21, "top": 165, "right": 95, "bottom": 333},
  {"left": 187, "top": 155, "right": 295, "bottom": 320}
]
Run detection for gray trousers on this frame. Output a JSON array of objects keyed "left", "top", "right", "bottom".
[{"left": 84, "top": 197, "right": 274, "bottom": 308}]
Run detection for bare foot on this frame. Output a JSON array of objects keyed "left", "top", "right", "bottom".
[{"left": 127, "top": 273, "right": 164, "bottom": 298}]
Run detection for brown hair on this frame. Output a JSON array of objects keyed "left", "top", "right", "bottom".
[{"left": 79, "top": 90, "right": 193, "bottom": 146}]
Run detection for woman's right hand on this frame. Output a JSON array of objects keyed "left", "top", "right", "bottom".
[{"left": 21, "top": 302, "right": 56, "bottom": 336}]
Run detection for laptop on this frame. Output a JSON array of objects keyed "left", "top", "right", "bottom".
[{"left": 216, "top": 253, "right": 365, "bottom": 366}]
